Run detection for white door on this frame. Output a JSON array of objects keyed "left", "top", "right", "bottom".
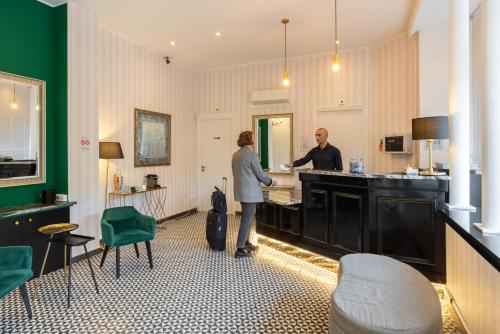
[
  {"left": 198, "top": 117, "right": 232, "bottom": 212},
  {"left": 318, "top": 110, "right": 364, "bottom": 170}
]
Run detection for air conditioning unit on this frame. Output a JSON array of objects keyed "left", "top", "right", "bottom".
[{"left": 250, "top": 89, "right": 290, "bottom": 105}]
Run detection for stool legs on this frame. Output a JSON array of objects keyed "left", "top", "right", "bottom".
[
  {"left": 67, "top": 245, "right": 73, "bottom": 308},
  {"left": 64, "top": 245, "right": 67, "bottom": 283},
  {"left": 35, "top": 233, "right": 53, "bottom": 299},
  {"left": 145, "top": 241, "right": 153, "bottom": 269},
  {"left": 134, "top": 243, "right": 140, "bottom": 258},
  {"left": 116, "top": 247, "right": 120, "bottom": 279},
  {"left": 84, "top": 244, "right": 99, "bottom": 294},
  {"left": 19, "top": 283, "right": 32, "bottom": 319}
]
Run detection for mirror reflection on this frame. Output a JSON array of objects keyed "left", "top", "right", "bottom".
[
  {"left": 0, "top": 71, "right": 45, "bottom": 186},
  {"left": 253, "top": 114, "right": 293, "bottom": 175}
]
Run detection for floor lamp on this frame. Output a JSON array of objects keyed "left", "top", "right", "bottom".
[{"left": 99, "top": 142, "right": 124, "bottom": 208}]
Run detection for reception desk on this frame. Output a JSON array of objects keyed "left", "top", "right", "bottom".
[{"left": 256, "top": 170, "right": 450, "bottom": 282}]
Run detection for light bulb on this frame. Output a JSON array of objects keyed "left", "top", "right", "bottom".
[
  {"left": 332, "top": 54, "right": 340, "bottom": 72},
  {"left": 282, "top": 71, "right": 290, "bottom": 86},
  {"left": 11, "top": 100, "right": 18, "bottom": 110},
  {"left": 36, "top": 104, "right": 40, "bottom": 111}
]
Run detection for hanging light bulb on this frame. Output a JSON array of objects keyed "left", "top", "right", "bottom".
[
  {"left": 282, "top": 71, "right": 290, "bottom": 87},
  {"left": 11, "top": 84, "right": 18, "bottom": 110},
  {"left": 281, "top": 18, "right": 290, "bottom": 86},
  {"left": 331, "top": 0, "right": 341, "bottom": 73},
  {"left": 332, "top": 53, "right": 340, "bottom": 72}
]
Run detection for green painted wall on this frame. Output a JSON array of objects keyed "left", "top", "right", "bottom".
[{"left": 0, "top": 0, "right": 67, "bottom": 207}]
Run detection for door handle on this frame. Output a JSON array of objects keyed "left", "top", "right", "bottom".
[{"left": 201, "top": 165, "right": 206, "bottom": 172}]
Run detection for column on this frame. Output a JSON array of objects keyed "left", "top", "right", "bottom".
[
  {"left": 447, "top": 0, "right": 473, "bottom": 210},
  {"left": 478, "top": 0, "right": 500, "bottom": 233}
]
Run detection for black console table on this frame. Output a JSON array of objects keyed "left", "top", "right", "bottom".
[
  {"left": 256, "top": 170, "right": 450, "bottom": 282},
  {"left": 0, "top": 201, "right": 76, "bottom": 278}
]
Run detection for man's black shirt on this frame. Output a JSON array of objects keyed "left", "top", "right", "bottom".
[{"left": 292, "top": 143, "right": 343, "bottom": 170}]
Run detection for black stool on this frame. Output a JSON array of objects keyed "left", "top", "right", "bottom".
[{"left": 54, "top": 234, "right": 99, "bottom": 307}]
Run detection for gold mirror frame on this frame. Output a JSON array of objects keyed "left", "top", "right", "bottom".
[
  {"left": 0, "top": 71, "right": 46, "bottom": 188},
  {"left": 252, "top": 113, "right": 294, "bottom": 176}
]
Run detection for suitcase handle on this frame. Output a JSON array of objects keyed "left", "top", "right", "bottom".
[{"left": 221, "top": 177, "right": 227, "bottom": 194}]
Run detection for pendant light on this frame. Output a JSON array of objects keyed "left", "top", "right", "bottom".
[
  {"left": 332, "top": 0, "right": 340, "bottom": 72},
  {"left": 281, "top": 18, "right": 290, "bottom": 87},
  {"left": 11, "top": 84, "right": 18, "bottom": 110}
]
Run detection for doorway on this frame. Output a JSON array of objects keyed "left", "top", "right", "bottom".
[
  {"left": 317, "top": 107, "right": 365, "bottom": 171},
  {"left": 197, "top": 115, "right": 233, "bottom": 213}
]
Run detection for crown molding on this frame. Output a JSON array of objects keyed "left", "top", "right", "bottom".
[{"left": 37, "top": 0, "right": 67, "bottom": 7}]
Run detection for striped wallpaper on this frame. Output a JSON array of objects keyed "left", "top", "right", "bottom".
[
  {"left": 198, "top": 33, "right": 418, "bottom": 192},
  {"left": 68, "top": 0, "right": 100, "bottom": 254},
  {"left": 98, "top": 29, "right": 199, "bottom": 220}
]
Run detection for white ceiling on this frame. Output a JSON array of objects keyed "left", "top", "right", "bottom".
[{"left": 75, "top": 0, "right": 414, "bottom": 70}]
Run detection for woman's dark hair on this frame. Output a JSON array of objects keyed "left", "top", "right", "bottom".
[{"left": 237, "top": 131, "right": 254, "bottom": 147}]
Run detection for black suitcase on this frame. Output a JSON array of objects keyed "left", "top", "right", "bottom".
[
  {"left": 206, "top": 209, "right": 227, "bottom": 251},
  {"left": 206, "top": 177, "right": 227, "bottom": 251}
]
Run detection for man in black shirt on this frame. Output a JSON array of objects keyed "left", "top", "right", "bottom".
[{"left": 285, "top": 128, "right": 343, "bottom": 170}]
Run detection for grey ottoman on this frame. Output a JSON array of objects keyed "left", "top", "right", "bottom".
[{"left": 330, "top": 254, "right": 442, "bottom": 334}]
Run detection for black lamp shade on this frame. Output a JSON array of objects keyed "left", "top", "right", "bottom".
[
  {"left": 412, "top": 116, "right": 449, "bottom": 140},
  {"left": 99, "top": 142, "right": 124, "bottom": 159}
]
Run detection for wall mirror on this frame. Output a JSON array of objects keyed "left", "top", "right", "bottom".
[
  {"left": 0, "top": 71, "right": 45, "bottom": 187},
  {"left": 252, "top": 113, "right": 293, "bottom": 175}
]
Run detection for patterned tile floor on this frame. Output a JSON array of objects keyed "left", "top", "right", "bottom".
[{"left": 0, "top": 213, "right": 463, "bottom": 333}]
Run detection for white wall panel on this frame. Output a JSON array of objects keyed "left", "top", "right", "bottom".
[
  {"left": 68, "top": 0, "right": 100, "bottom": 253},
  {"left": 446, "top": 225, "right": 500, "bottom": 334}
]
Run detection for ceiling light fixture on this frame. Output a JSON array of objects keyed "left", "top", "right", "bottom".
[
  {"left": 170, "top": 41, "right": 176, "bottom": 46},
  {"left": 281, "top": 18, "right": 290, "bottom": 87},
  {"left": 215, "top": 32, "right": 221, "bottom": 37},
  {"left": 331, "top": 0, "right": 340, "bottom": 72},
  {"left": 11, "top": 84, "right": 18, "bottom": 110}
]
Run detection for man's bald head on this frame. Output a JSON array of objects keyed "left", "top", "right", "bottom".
[{"left": 315, "top": 128, "right": 329, "bottom": 146}]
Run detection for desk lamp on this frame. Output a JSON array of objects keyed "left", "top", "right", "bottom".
[{"left": 412, "top": 116, "right": 449, "bottom": 176}]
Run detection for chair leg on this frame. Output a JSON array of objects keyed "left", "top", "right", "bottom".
[
  {"left": 19, "top": 283, "right": 32, "bottom": 319},
  {"left": 67, "top": 246, "right": 73, "bottom": 308},
  {"left": 145, "top": 241, "right": 153, "bottom": 270},
  {"left": 84, "top": 244, "right": 99, "bottom": 294},
  {"left": 116, "top": 247, "right": 120, "bottom": 279},
  {"left": 134, "top": 243, "right": 140, "bottom": 258},
  {"left": 100, "top": 245, "right": 109, "bottom": 268}
]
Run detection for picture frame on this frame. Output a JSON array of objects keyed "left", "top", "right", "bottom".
[{"left": 134, "top": 108, "right": 171, "bottom": 167}]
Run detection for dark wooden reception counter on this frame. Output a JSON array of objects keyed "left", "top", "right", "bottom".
[{"left": 256, "top": 170, "right": 450, "bottom": 282}]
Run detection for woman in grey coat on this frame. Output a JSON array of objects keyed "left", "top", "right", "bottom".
[{"left": 232, "top": 131, "right": 276, "bottom": 258}]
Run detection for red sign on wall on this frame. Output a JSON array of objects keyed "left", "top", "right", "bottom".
[{"left": 80, "top": 137, "right": 90, "bottom": 150}]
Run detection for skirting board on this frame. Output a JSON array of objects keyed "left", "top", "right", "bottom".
[{"left": 158, "top": 207, "right": 198, "bottom": 223}]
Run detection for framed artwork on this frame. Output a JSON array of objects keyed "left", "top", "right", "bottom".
[{"left": 134, "top": 108, "right": 171, "bottom": 167}]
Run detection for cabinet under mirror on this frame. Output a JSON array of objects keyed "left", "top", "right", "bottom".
[
  {"left": 252, "top": 113, "right": 293, "bottom": 175},
  {"left": 0, "top": 71, "right": 45, "bottom": 187}
]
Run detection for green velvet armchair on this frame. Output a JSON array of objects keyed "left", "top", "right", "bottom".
[
  {"left": 100, "top": 206, "right": 156, "bottom": 279},
  {"left": 0, "top": 246, "right": 33, "bottom": 319}
]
